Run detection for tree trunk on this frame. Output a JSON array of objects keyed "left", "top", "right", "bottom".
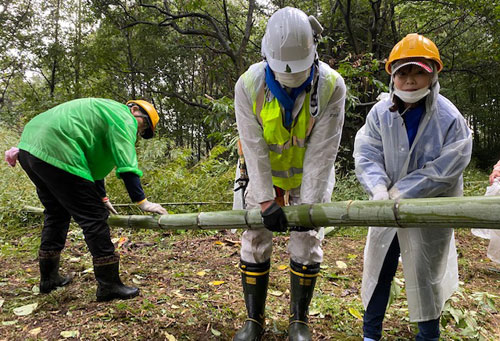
[{"left": 49, "top": 0, "right": 61, "bottom": 98}]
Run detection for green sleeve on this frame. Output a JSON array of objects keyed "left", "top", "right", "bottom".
[{"left": 107, "top": 117, "right": 143, "bottom": 178}]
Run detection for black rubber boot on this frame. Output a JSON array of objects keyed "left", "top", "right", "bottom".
[
  {"left": 288, "top": 260, "right": 320, "bottom": 341},
  {"left": 39, "top": 250, "right": 72, "bottom": 294},
  {"left": 93, "top": 253, "right": 139, "bottom": 302},
  {"left": 233, "top": 259, "right": 270, "bottom": 341}
]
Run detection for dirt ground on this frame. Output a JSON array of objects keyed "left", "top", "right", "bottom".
[{"left": 0, "top": 226, "right": 499, "bottom": 340}]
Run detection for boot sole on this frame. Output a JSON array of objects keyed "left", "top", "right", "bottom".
[{"left": 96, "top": 290, "right": 140, "bottom": 302}]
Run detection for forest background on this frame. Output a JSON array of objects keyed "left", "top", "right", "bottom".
[
  {"left": 1, "top": 0, "right": 499, "bottom": 169},
  {"left": 0, "top": 0, "right": 499, "bottom": 340}
]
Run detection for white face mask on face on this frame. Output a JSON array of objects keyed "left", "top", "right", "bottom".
[
  {"left": 274, "top": 68, "right": 311, "bottom": 88},
  {"left": 393, "top": 87, "right": 430, "bottom": 104}
]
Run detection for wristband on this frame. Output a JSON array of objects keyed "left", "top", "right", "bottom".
[{"left": 136, "top": 198, "right": 147, "bottom": 205}]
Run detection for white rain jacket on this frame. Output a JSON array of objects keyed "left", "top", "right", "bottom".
[
  {"left": 353, "top": 80, "right": 472, "bottom": 322},
  {"left": 234, "top": 61, "right": 345, "bottom": 208}
]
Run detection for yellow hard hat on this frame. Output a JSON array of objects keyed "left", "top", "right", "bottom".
[
  {"left": 385, "top": 33, "right": 443, "bottom": 74},
  {"left": 126, "top": 100, "right": 159, "bottom": 139}
]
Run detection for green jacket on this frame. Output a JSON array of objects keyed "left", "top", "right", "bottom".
[{"left": 18, "top": 98, "right": 143, "bottom": 182}]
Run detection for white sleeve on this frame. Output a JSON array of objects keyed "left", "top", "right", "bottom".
[
  {"left": 353, "top": 107, "right": 393, "bottom": 197},
  {"left": 390, "top": 116, "right": 472, "bottom": 199},
  {"left": 300, "top": 76, "right": 346, "bottom": 204},
  {"left": 234, "top": 77, "right": 274, "bottom": 203}
]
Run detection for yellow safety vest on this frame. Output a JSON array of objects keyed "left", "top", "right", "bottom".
[
  {"left": 242, "top": 62, "right": 338, "bottom": 190},
  {"left": 256, "top": 95, "right": 310, "bottom": 190}
]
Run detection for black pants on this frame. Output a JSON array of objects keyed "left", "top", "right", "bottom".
[{"left": 19, "top": 150, "right": 115, "bottom": 258}]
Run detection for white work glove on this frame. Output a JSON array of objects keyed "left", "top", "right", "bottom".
[
  {"left": 138, "top": 199, "right": 168, "bottom": 215},
  {"left": 485, "top": 178, "right": 500, "bottom": 196},
  {"left": 371, "top": 185, "right": 389, "bottom": 201},
  {"left": 388, "top": 187, "right": 401, "bottom": 200},
  {"left": 102, "top": 197, "right": 118, "bottom": 215}
]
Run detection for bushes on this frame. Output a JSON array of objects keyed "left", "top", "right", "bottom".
[
  {"left": 104, "top": 135, "right": 235, "bottom": 215},
  {"left": 0, "top": 120, "right": 492, "bottom": 223}
]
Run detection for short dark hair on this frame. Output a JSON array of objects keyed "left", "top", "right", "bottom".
[{"left": 127, "top": 103, "right": 153, "bottom": 130}]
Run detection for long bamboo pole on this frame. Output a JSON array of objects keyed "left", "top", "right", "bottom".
[
  {"left": 112, "top": 201, "right": 232, "bottom": 207},
  {"left": 24, "top": 196, "right": 500, "bottom": 230}
]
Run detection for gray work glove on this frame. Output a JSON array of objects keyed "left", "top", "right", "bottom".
[
  {"left": 102, "top": 197, "right": 118, "bottom": 215},
  {"left": 138, "top": 199, "right": 168, "bottom": 215}
]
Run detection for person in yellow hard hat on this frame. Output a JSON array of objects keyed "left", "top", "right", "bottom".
[
  {"left": 6, "top": 98, "right": 167, "bottom": 302},
  {"left": 353, "top": 34, "right": 472, "bottom": 340}
]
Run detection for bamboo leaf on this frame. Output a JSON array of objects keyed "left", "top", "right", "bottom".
[
  {"left": 209, "top": 281, "right": 225, "bottom": 286},
  {"left": 29, "top": 327, "right": 41, "bottom": 336},
  {"left": 349, "top": 307, "right": 363, "bottom": 320},
  {"left": 60, "top": 330, "right": 80, "bottom": 338},
  {"left": 117, "top": 236, "right": 128, "bottom": 248},
  {"left": 13, "top": 303, "right": 37, "bottom": 316},
  {"left": 394, "top": 277, "right": 404, "bottom": 286},
  {"left": 2, "top": 320, "right": 17, "bottom": 326},
  {"left": 336, "top": 261, "right": 347, "bottom": 269},
  {"left": 164, "top": 332, "right": 176, "bottom": 340},
  {"left": 268, "top": 289, "right": 283, "bottom": 297},
  {"left": 309, "top": 308, "right": 320, "bottom": 316}
]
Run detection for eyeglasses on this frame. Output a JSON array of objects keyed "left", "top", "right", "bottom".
[{"left": 129, "top": 105, "right": 152, "bottom": 129}]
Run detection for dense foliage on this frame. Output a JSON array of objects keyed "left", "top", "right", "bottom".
[{"left": 1, "top": 0, "right": 499, "bottom": 170}]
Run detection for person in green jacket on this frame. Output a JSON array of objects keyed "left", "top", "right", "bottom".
[{"left": 9, "top": 98, "right": 167, "bottom": 301}]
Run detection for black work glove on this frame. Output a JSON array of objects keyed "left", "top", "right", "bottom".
[
  {"left": 289, "top": 226, "right": 315, "bottom": 232},
  {"left": 261, "top": 201, "right": 288, "bottom": 232}
]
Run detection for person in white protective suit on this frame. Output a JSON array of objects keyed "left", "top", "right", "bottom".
[
  {"left": 353, "top": 33, "right": 473, "bottom": 341},
  {"left": 232, "top": 7, "right": 345, "bottom": 341},
  {"left": 470, "top": 163, "right": 500, "bottom": 264}
]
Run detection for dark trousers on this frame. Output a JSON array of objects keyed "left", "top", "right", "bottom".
[
  {"left": 19, "top": 150, "right": 115, "bottom": 258},
  {"left": 363, "top": 236, "right": 440, "bottom": 341}
]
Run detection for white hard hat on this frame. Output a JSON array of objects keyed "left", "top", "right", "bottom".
[{"left": 262, "top": 7, "right": 316, "bottom": 74}]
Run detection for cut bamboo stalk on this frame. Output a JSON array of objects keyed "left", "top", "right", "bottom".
[
  {"left": 112, "top": 201, "right": 232, "bottom": 207},
  {"left": 23, "top": 196, "right": 500, "bottom": 230}
]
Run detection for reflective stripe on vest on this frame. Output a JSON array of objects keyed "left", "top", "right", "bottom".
[{"left": 255, "top": 94, "right": 311, "bottom": 190}]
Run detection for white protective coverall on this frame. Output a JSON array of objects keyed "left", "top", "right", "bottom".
[
  {"left": 471, "top": 180, "right": 500, "bottom": 264},
  {"left": 234, "top": 61, "right": 345, "bottom": 265},
  {"left": 354, "top": 79, "right": 472, "bottom": 322}
]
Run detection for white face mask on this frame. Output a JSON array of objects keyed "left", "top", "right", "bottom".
[
  {"left": 275, "top": 68, "right": 311, "bottom": 88},
  {"left": 393, "top": 87, "right": 430, "bottom": 104}
]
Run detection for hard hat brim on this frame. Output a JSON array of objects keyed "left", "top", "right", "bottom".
[{"left": 266, "top": 50, "right": 315, "bottom": 74}]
